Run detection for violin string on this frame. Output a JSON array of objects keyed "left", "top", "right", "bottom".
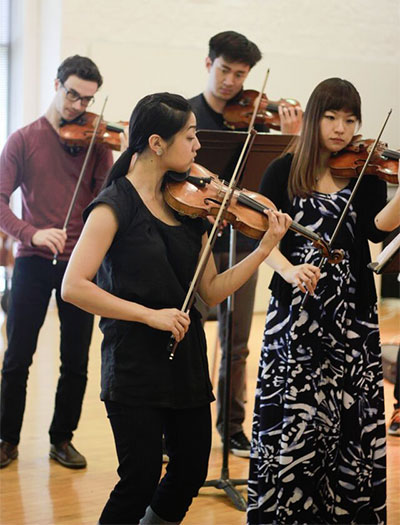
[{"left": 234, "top": 188, "right": 324, "bottom": 243}]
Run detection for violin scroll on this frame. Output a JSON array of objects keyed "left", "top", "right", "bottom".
[
  {"left": 59, "top": 112, "right": 128, "bottom": 151},
  {"left": 312, "top": 239, "right": 344, "bottom": 264}
]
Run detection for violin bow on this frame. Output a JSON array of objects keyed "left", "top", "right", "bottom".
[
  {"left": 299, "top": 108, "right": 392, "bottom": 310},
  {"left": 167, "top": 70, "right": 270, "bottom": 360},
  {"left": 52, "top": 96, "right": 109, "bottom": 265}
]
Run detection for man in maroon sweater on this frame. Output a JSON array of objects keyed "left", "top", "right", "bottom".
[{"left": 0, "top": 55, "right": 113, "bottom": 469}]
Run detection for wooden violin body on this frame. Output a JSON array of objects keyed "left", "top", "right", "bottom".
[
  {"left": 330, "top": 135, "right": 399, "bottom": 184},
  {"left": 59, "top": 112, "right": 127, "bottom": 151},
  {"left": 164, "top": 163, "right": 344, "bottom": 264},
  {"left": 165, "top": 164, "right": 274, "bottom": 239},
  {"left": 223, "top": 89, "right": 301, "bottom": 131}
]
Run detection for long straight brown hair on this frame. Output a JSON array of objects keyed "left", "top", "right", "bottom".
[{"left": 287, "top": 78, "right": 362, "bottom": 200}]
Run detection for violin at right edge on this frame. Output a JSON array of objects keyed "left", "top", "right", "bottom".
[{"left": 329, "top": 135, "right": 399, "bottom": 184}]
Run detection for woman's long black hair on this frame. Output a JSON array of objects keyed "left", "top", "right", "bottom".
[{"left": 105, "top": 93, "right": 192, "bottom": 188}]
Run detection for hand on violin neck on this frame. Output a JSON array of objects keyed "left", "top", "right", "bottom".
[
  {"left": 258, "top": 210, "right": 292, "bottom": 257},
  {"left": 279, "top": 105, "right": 303, "bottom": 135}
]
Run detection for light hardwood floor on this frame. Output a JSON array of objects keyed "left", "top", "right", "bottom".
[{"left": 0, "top": 299, "right": 399, "bottom": 525}]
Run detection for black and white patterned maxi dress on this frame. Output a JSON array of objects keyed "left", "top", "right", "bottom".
[{"left": 247, "top": 186, "right": 386, "bottom": 525}]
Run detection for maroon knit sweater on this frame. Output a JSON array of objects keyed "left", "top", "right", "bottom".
[{"left": 0, "top": 116, "right": 113, "bottom": 261}]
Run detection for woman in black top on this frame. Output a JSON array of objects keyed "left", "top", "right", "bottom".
[
  {"left": 62, "top": 92, "right": 291, "bottom": 525},
  {"left": 247, "top": 78, "right": 400, "bottom": 525}
]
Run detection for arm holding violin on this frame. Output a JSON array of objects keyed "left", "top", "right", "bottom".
[
  {"left": 61, "top": 204, "right": 190, "bottom": 342},
  {"left": 374, "top": 165, "right": 400, "bottom": 232},
  {"left": 197, "top": 209, "right": 291, "bottom": 307},
  {"left": 0, "top": 130, "right": 67, "bottom": 254},
  {"left": 351, "top": 173, "right": 400, "bottom": 242}
]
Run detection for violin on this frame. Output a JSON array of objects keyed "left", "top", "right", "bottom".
[
  {"left": 223, "top": 89, "right": 301, "bottom": 131},
  {"left": 164, "top": 163, "right": 344, "bottom": 264},
  {"left": 329, "top": 135, "right": 399, "bottom": 184},
  {"left": 59, "top": 111, "right": 127, "bottom": 151}
]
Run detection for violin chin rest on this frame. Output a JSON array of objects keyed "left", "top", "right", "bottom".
[{"left": 165, "top": 170, "right": 190, "bottom": 182}]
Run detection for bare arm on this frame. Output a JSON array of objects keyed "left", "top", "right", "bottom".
[
  {"left": 61, "top": 204, "right": 190, "bottom": 341},
  {"left": 374, "top": 168, "right": 400, "bottom": 232},
  {"left": 263, "top": 246, "right": 321, "bottom": 295},
  {"left": 198, "top": 210, "right": 292, "bottom": 306}
]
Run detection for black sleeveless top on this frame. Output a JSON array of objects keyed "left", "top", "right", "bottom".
[{"left": 84, "top": 177, "right": 214, "bottom": 409}]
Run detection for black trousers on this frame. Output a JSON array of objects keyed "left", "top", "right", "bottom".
[
  {"left": 99, "top": 401, "right": 212, "bottom": 524},
  {"left": 0, "top": 256, "right": 93, "bottom": 445}
]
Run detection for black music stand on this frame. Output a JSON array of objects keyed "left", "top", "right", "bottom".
[
  {"left": 368, "top": 231, "right": 400, "bottom": 275},
  {"left": 197, "top": 130, "right": 292, "bottom": 510}
]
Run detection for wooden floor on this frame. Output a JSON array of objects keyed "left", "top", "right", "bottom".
[{"left": 0, "top": 298, "right": 399, "bottom": 525}]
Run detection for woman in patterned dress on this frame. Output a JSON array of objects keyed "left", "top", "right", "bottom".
[{"left": 247, "top": 78, "right": 400, "bottom": 525}]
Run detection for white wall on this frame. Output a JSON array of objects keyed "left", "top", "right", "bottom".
[
  {"left": 9, "top": 0, "right": 62, "bottom": 130},
  {"left": 9, "top": 0, "right": 400, "bottom": 311},
  {"left": 10, "top": 0, "right": 400, "bottom": 138},
  {"left": 56, "top": 0, "right": 400, "bottom": 143}
]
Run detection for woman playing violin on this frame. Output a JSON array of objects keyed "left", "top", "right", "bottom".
[
  {"left": 248, "top": 77, "right": 400, "bottom": 525},
  {"left": 61, "top": 92, "right": 291, "bottom": 525}
]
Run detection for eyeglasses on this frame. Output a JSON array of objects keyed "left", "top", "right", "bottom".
[{"left": 60, "top": 82, "right": 95, "bottom": 107}]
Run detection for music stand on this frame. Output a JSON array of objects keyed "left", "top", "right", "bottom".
[
  {"left": 197, "top": 130, "right": 292, "bottom": 510},
  {"left": 196, "top": 130, "right": 293, "bottom": 190},
  {"left": 368, "top": 231, "right": 400, "bottom": 275}
]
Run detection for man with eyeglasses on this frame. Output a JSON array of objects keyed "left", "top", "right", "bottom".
[{"left": 0, "top": 55, "right": 113, "bottom": 469}]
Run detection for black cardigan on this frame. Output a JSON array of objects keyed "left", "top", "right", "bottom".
[{"left": 259, "top": 154, "right": 389, "bottom": 312}]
